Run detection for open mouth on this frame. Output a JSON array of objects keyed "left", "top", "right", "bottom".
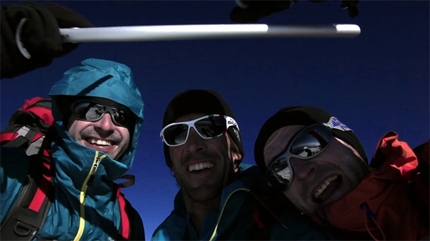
[
  {"left": 313, "top": 175, "right": 342, "bottom": 203},
  {"left": 188, "top": 162, "right": 214, "bottom": 172},
  {"left": 87, "top": 138, "right": 113, "bottom": 146}
]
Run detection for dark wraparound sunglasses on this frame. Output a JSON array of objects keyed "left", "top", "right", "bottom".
[
  {"left": 266, "top": 124, "right": 332, "bottom": 191},
  {"left": 71, "top": 100, "right": 132, "bottom": 127}
]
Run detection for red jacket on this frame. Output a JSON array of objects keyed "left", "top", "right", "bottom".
[{"left": 311, "top": 132, "right": 429, "bottom": 240}]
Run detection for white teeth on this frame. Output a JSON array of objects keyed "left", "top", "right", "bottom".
[
  {"left": 314, "top": 176, "right": 337, "bottom": 199},
  {"left": 89, "top": 139, "right": 112, "bottom": 146},
  {"left": 188, "top": 162, "right": 214, "bottom": 172}
]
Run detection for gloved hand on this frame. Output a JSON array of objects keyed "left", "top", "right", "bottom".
[
  {"left": 230, "top": 0, "right": 297, "bottom": 23},
  {"left": 230, "top": 0, "right": 359, "bottom": 23},
  {"left": 1, "top": 2, "right": 94, "bottom": 79},
  {"left": 340, "top": 1, "right": 359, "bottom": 18}
]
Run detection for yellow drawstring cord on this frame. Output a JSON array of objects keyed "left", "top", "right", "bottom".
[
  {"left": 208, "top": 188, "right": 289, "bottom": 241},
  {"left": 209, "top": 188, "right": 250, "bottom": 241}
]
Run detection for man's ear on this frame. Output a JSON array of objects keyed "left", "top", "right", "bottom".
[
  {"left": 232, "top": 151, "right": 243, "bottom": 173},
  {"left": 230, "top": 138, "right": 243, "bottom": 172},
  {"left": 226, "top": 132, "right": 243, "bottom": 172}
]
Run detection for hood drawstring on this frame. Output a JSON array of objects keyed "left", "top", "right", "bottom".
[{"left": 360, "top": 202, "right": 386, "bottom": 241}]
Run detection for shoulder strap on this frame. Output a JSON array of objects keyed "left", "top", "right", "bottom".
[
  {"left": 2, "top": 126, "right": 45, "bottom": 155},
  {"left": 115, "top": 185, "right": 145, "bottom": 240},
  {"left": 0, "top": 155, "right": 53, "bottom": 240},
  {"left": 117, "top": 174, "right": 135, "bottom": 188},
  {"left": 116, "top": 186, "right": 130, "bottom": 240},
  {"left": 0, "top": 97, "right": 55, "bottom": 240}
]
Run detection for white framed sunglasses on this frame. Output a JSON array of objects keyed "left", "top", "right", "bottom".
[{"left": 160, "top": 114, "right": 239, "bottom": 147}]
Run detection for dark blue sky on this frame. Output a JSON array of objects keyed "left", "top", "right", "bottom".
[{"left": 1, "top": 1, "right": 428, "bottom": 239}]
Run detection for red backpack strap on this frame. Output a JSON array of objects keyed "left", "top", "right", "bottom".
[
  {"left": 28, "top": 155, "right": 53, "bottom": 212},
  {"left": 116, "top": 186, "right": 130, "bottom": 240},
  {"left": 115, "top": 182, "right": 145, "bottom": 240},
  {"left": 15, "top": 97, "right": 54, "bottom": 126},
  {"left": 1, "top": 97, "right": 53, "bottom": 156}
]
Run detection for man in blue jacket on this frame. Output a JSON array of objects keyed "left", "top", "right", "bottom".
[
  {"left": 0, "top": 2, "right": 145, "bottom": 240},
  {"left": 152, "top": 89, "right": 326, "bottom": 240}
]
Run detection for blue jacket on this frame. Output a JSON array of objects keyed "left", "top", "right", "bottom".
[
  {"left": 1, "top": 58, "right": 145, "bottom": 240},
  {"left": 152, "top": 163, "right": 327, "bottom": 240}
]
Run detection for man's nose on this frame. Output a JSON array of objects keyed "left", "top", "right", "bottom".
[
  {"left": 185, "top": 128, "right": 206, "bottom": 152},
  {"left": 290, "top": 157, "right": 317, "bottom": 181},
  {"left": 94, "top": 113, "right": 115, "bottom": 132}
]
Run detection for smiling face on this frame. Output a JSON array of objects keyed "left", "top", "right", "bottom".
[
  {"left": 66, "top": 98, "right": 131, "bottom": 160},
  {"left": 168, "top": 113, "right": 242, "bottom": 203},
  {"left": 264, "top": 125, "right": 369, "bottom": 215}
]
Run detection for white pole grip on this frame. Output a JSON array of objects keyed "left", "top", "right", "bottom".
[{"left": 60, "top": 24, "right": 360, "bottom": 42}]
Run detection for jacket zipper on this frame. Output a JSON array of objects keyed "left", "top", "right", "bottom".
[
  {"left": 209, "top": 188, "right": 250, "bottom": 241},
  {"left": 73, "top": 151, "right": 106, "bottom": 241}
]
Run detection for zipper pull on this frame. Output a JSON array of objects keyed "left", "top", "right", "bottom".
[{"left": 87, "top": 154, "right": 105, "bottom": 187}]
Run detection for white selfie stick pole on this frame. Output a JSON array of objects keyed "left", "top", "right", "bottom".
[{"left": 60, "top": 24, "right": 360, "bottom": 42}]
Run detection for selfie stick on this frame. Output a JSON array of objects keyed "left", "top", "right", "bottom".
[{"left": 60, "top": 24, "right": 361, "bottom": 42}]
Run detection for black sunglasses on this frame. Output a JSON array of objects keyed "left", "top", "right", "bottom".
[
  {"left": 266, "top": 124, "right": 333, "bottom": 191},
  {"left": 71, "top": 100, "right": 132, "bottom": 127}
]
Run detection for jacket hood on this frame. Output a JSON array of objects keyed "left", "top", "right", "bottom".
[
  {"left": 311, "top": 132, "right": 429, "bottom": 240},
  {"left": 48, "top": 58, "right": 144, "bottom": 180}
]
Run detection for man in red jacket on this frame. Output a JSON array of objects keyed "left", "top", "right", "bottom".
[{"left": 254, "top": 106, "right": 429, "bottom": 240}]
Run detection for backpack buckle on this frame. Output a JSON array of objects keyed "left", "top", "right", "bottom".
[{"left": 14, "top": 221, "right": 37, "bottom": 238}]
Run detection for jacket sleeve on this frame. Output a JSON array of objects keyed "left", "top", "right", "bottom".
[
  {"left": 371, "top": 133, "right": 429, "bottom": 226},
  {"left": 369, "top": 131, "right": 419, "bottom": 179},
  {"left": 0, "top": 2, "right": 93, "bottom": 79}
]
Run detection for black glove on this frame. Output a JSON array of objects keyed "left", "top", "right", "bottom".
[
  {"left": 230, "top": 0, "right": 296, "bottom": 23},
  {"left": 230, "top": 0, "right": 359, "bottom": 23},
  {"left": 0, "top": 2, "right": 94, "bottom": 79},
  {"left": 340, "top": 1, "right": 359, "bottom": 18}
]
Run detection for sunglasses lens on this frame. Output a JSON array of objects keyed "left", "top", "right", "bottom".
[
  {"left": 73, "top": 101, "right": 104, "bottom": 121},
  {"left": 163, "top": 124, "right": 189, "bottom": 146},
  {"left": 110, "top": 107, "right": 130, "bottom": 126},
  {"left": 290, "top": 126, "right": 331, "bottom": 158},
  {"left": 194, "top": 116, "right": 226, "bottom": 138},
  {"left": 268, "top": 160, "right": 291, "bottom": 190},
  {"left": 72, "top": 101, "right": 131, "bottom": 126}
]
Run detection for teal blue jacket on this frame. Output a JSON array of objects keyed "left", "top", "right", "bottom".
[
  {"left": 151, "top": 163, "right": 327, "bottom": 240},
  {"left": 1, "top": 58, "right": 145, "bottom": 240}
]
